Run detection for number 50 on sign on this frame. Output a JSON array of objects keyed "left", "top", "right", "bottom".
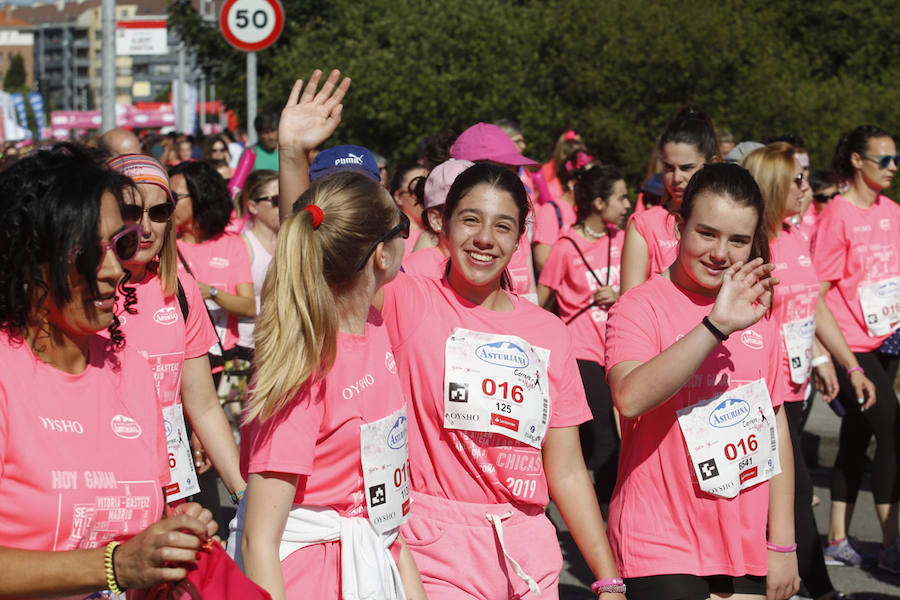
[{"left": 220, "top": 0, "right": 285, "bottom": 53}]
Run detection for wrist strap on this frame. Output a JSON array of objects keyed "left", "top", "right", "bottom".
[
  {"left": 591, "top": 578, "right": 626, "bottom": 595},
  {"left": 810, "top": 355, "right": 830, "bottom": 368},
  {"left": 847, "top": 366, "right": 865, "bottom": 377},
  {"left": 702, "top": 316, "right": 729, "bottom": 341},
  {"left": 766, "top": 541, "right": 797, "bottom": 553},
  {"left": 104, "top": 541, "right": 125, "bottom": 594}
]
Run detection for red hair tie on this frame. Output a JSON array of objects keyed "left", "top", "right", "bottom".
[{"left": 304, "top": 204, "right": 324, "bottom": 229}]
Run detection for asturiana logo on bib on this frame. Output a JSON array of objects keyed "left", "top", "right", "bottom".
[
  {"left": 475, "top": 341, "right": 529, "bottom": 368},
  {"left": 110, "top": 414, "right": 142, "bottom": 439},
  {"left": 799, "top": 320, "right": 816, "bottom": 337},
  {"left": 708, "top": 398, "right": 751, "bottom": 428},
  {"left": 741, "top": 330, "right": 764, "bottom": 350},
  {"left": 387, "top": 415, "right": 407, "bottom": 449},
  {"left": 876, "top": 280, "right": 900, "bottom": 298},
  {"left": 153, "top": 306, "right": 178, "bottom": 325}
]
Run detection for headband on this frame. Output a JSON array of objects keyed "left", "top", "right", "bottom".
[{"left": 106, "top": 154, "right": 172, "bottom": 199}]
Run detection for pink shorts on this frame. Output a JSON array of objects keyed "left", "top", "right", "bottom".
[{"left": 401, "top": 492, "right": 563, "bottom": 599}]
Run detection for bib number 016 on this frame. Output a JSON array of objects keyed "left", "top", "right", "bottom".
[{"left": 724, "top": 434, "right": 757, "bottom": 461}]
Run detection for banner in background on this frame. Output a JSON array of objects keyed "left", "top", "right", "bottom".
[
  {"left": 9, "top": 93, "right": 31, "bottom": 138},
  {"left": 26, "top": 92, "right": 45, "bottom": 139}
]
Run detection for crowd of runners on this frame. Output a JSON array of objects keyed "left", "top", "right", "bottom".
[{"left": 0, "top": 68, "right": 898, "bottom": 600}]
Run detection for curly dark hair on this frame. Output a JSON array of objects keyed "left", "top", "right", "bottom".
[
  {"left": 169, "top": 161, "right": 233, "bottom": 239},
  {"left": 0, "top": 143, "right": 136, "bottom": 349}
]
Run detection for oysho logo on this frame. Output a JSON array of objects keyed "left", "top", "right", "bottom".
[
  {"left": 153, "top": 306, "right": 178, "bottom": 325},
  {"left": 385, "top": 351, "right": 397, "bottom": 375},
  {"left": 708, "top": 398, "right": 751, "bottom": 428},
  {"left": 475, "top": 341, "right": 529, "bottom": 368},
  {"left": 387, "top": 415, "right": 407, "bottom": 449},
  {"left": 741, "top": 330, "right": 764, "bottom": 350},
  {"left": 447, "top": 412, "right": 480, "bottom": 422},
  {"left": 209, "top": 257, "right": 230, "bottom": 268},
  {"left": 110, "top": 414, "right": 142, "bottom": 439},
  {"left": 335, "top": 153, "right": 364, "bottom": 166}
]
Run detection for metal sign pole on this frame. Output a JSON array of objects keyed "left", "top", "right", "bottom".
[
  {"left": 247, "top": 51, "right": 257, "bottom": 147},
  {"left": 100, "top": 0, "right": 115, "bottom": 132}
]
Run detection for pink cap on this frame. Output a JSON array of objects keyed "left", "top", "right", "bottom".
[
  {"left": 424, "top": 159, "right": 474, "bottom": 209},
  {"left": 450, "top": 123, "right": 538, "bottom": 167}
]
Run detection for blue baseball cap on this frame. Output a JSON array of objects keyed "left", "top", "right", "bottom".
[{"left": 309, "top": 144, "right": 381, "bottom": 182}]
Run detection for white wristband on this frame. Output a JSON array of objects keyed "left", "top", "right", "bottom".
[{"left": 810, "top": 355, "right": 830, "bottom": 368}]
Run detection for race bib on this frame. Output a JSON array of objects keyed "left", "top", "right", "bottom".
[
  {"left": 782, "top": 317, "right": 816, "bottom": 385},
  {"left": 162, "top": 403, "right": 200, "bottom": 502},
  {"left": 360, "top": 406, "right": 410, "bottom": 533},
  {"left": 859, "top": 276, "right": 900, "bottom": 337},
  {"left": 443, "top": 328, "right": 550, "bottom": 449},
  {"left": 677, "top": 379, "right": 780, "bottom": 498}
]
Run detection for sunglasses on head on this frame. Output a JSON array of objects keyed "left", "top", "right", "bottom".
[
  {"left": 71, "top": 224, "right": 142, "bottom": 271},
  {"left": 122, "top": 202, "right": 175, "bottom": 224},
  {"left": 862, "top": 153, "right": 900, "bottom": 169},
  {"left": 355, "top": 212, "right": 411, "bottom": 271},
  {"left": 813, "top": 191, "right": 838, "bottom": 203}
]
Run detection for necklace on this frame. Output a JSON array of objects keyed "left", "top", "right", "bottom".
[{"left": 581, "top": 222, "right": 607, "bottom": 239}]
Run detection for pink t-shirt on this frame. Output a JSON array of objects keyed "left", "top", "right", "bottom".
[
  {"left": 507, "top": 231, "right": 535, "bottom": 296},
  {"left": 402, "top": 246, "right": 447, "bottom": 279},
  {"left": 404, "top": 229, "right": 423, "bottom": 258},
  {"left": 242, "top": 308, "right": 406, "bottom": 518},
  {"left": 770, "top": 227, "right": 820, "bottom": 403},
  {"left": 812, "top": 194, "right": 900, "bottom": 352},
  {"left": 538, "top": 228, "right": 624, "bottom": 364},
  {"left": 604, "top": 275, "right": 780, "bottom": 579},
  {"left": 797, "top": 203, "right": 818, "bottom": 242},
  {"left": 117, "top": 271, "right": 218, "bottom": 407},
  {"left": 0, "top": 336, "right": 167, "bottom": 574},
  {"left": 176, "top": 233, "right": 253, "bottom": 351},
  {"left": 382, "top": 273, "right": 592, "bottom": 507},
  {"left": 533, "top": 200, "right": 577, "bottom": 246},
  {"left": 630, "top": 205, "right": 679, "bottom": 277}
]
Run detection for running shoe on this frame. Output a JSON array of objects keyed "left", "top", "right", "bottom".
[
  {"left": 878, "top": 537, "right": 900, "bottom": 574},
  {"left": 824, "top": 538, "right": 865, "bottom": 566}
]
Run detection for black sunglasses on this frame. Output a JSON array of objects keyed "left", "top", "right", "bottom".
[
  {"left": 862, "top": 153, "right": 900, "bottom": 169},
  {"left": 355, "top": 212, "right": 410, "bottom": 270},
  {"left": 253, "top": 194, "right": 279, "bottom": 205},
  {"left": 793, "top": 173, "right": 805, "bottom": 188},
  {"left": 813, "top": 191, "right": 838, "bottom": 203},
  {"left": 122, "top": 202, "right": 175, "bottom": 224}
]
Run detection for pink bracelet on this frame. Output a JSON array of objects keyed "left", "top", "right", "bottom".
[
  {"left": 847, "top": 366, "right": 865, "bottom": 377},
  {"left": 591, "top": 578, "right": 626, "bottom": 595},
  {"left": 766, "top": 541, "right": 797, "bottom": 553}
]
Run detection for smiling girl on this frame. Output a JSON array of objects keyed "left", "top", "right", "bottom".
[{"left": 606, "top": 163, "right": 799, "bottom": 600}]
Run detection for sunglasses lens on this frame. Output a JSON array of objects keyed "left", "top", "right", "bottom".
[
  {"left": 148, "top": 203, "right": 175, "bottom": 223},
  {"left": 400, "top": 214, "right": 411, "bottom": 239},
  {"left": 115, "top": 228, "right": 140, "bottom": 261},
  {"left": 121, "top": 204, "right": 143, "bottom": 223}
]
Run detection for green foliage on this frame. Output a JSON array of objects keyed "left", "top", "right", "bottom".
[
  {"left": 3, "top": 53, "right": 26, "bottom": 92},
  {"left": 171, "top": 0, "right": 900, "bottom": 196}
]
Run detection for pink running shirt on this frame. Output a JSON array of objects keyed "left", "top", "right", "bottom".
[
  {"left": 812, "top": 194, "right": 900, "bottom": 352},
  {"left": 604, "top": 275, "right": 780, "bottom": 579},
  {"left": 629, "top": 205, "right": 679, "bottom": 277},
  {"left": 0, "top": 336, "right": 167, "bottom": 563},
  {"left": 117, "top": 271, "right": 218, "bottom": 407},
  {"left": 770, "top": 227, "right": 820, "bottom": 403},
  {"left": 507, "top": 230, "right": 535, "bottom": 296},
  {"left": 538, "top": 228, "right": 624, "bottom": 365},
  {"left": 242, "top": 308, "right": 406, "bottom": 518},
  {"left": 382, "top": 273, "right": 591, "bottom": 507},
  {"left": 402, "top": 246, "right": 447, "bottom": 279},
  {"left": 533, "top": 199, "right": 577, "bottom": 246},
  {"left": 176, "top": 232, "right": 253, "bottom": 351}
]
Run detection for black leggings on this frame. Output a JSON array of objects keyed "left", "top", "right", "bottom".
[
  {"left": 784, "top": 401, "right": 834, "bottom": 598},
  {"left": 576, "top": 359, "right": 619, "bottom": 503},
  {"left": 830, "top": 351, "right": 900, "bottom": 505}
]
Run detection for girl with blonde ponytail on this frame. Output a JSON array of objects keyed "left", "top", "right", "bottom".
[{"left": 234, "top": 171, "right": 426, "bottom": 600}]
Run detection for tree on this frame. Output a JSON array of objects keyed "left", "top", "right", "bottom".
[{"left": 3, "top": 53, "right": 26, "bottom": 91}]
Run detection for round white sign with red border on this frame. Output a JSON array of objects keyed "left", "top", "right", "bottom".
[{"left": 220, "top": 0, "right": 284, "bottom": 52}]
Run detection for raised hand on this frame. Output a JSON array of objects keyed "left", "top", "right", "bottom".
[
  {"left": 707, "top": 258, "right": 779, "bottom": 336},
  {"left": 278, "top": 69, "right": 351, "bottom": 161}
]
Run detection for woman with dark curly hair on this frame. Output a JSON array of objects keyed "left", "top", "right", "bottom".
[
  {"left": 0, "top": 144, "right": 216, "bottom": 597},
  {"left": 169, "top": 160, "right": 255, "bottom": 367}
]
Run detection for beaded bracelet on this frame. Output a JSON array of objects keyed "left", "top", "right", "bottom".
[
  {"left": 766, "top": 541, "right": 797, "bottom": 553},
  {"left": 591, "top": 577, "right": 626, "bottom": 595},
  {"left": 104, "top": 541, "right": 125, "bottom": 594}
]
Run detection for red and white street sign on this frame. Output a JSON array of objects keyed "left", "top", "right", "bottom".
[
  {"left": 116, "top": 18, "right": 168, "bottom": 56},
  {"left": 219, "top": 0, "right": 284, "bottom": 52}
]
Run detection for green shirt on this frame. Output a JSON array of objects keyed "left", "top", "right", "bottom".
[{"left": 252, "top": 145, "right": 278, "bottom": 171}]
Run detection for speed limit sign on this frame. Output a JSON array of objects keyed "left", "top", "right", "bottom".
[{"left": 219, "top": 0, "right": 285, "bottom": 52}]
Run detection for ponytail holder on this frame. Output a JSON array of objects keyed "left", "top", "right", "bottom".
[
  {"left": 564, "top": 130, "right": 578, "bottom": 141},
  {"left": 305, "top": 204, "right": 324, "bottom": 229}
]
